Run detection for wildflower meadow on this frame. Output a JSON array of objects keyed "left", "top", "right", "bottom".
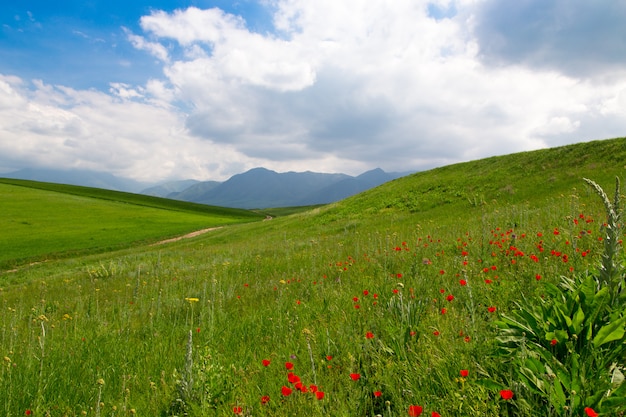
[{"left": 1, "top": 139, "right": 625, "bottom": 416}]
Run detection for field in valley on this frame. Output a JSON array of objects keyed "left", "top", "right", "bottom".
[
  {"left": 1, "top": 137, "right": 626, "bottom": 416},
  {"left": 0, "top": 179, "right": 263, "bottom": 272}
]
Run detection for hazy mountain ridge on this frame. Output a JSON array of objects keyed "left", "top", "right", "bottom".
[
  {"left": 1, "top": 168, "right": 151, "bottom": 193},
  {"left": 169, "top": 167, "right": 411, "bottom": 208},
  {"left": 141, "top": 179, "right": 201, "bottom": 197},
  {"left": 166, "top": 180, "right": 221, "bottom": 201},
  {"left": 1, "top": 167, "right": 411, "bottom": 208}
]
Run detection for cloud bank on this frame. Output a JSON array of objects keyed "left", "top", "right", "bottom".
[{"left": 1, "top": 0, "right": 625, "bottom": 182}]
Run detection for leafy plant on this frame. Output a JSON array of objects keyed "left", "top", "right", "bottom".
[{"left": 493, "top": 177, "right": 626, "bottom": 416}]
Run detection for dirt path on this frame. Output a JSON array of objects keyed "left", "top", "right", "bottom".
[
  {"left": 151, "top": 226, "right": 223, "bottom": 246},
  {"left": 2, "top": 227, "right": 223, "bottom": 274}
]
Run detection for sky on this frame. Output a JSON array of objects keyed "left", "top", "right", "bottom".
[{"left": 1, "top": 0, "right": 625, "bottom": 182}]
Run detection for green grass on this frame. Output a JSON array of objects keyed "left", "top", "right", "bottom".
[
  {"left": 0, "top": 179, "right": 263, "bottom": 270},
  {"left": 0, "top": 137, "right": 625, "bottom": 416}
]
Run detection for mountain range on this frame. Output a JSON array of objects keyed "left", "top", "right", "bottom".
[{"left": 1, "top": 167, "right": 411, "bottom": 209}]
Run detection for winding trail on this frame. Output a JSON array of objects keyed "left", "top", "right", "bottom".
[
  {"left": 3, "top": 227, "right": 224, "bottom": 274},
  {"left": 151, "top": 226, "right": 223, "bottom": 246}
]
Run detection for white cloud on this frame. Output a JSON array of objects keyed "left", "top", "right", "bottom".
[
  {"left": 472, "top": 0, "right": 626, "bottom": 78},
  {"left": 0, "top": 76, "right": 255, "bottom": 181},
  {"left": 2, "top": 1, "right": 626, "bottom": 183},
  {"left": 141, "top": 7, "right": 316, "bottom": 91},
  {"left": 124, "top": 28, "right": 170, "bottom": 62},
  {"left": 136, "top": 0, "right": 626, "bottom": 171}
]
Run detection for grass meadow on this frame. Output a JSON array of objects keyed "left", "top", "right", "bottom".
[
  {"left": 0, "top": 179, "right": 262, "bottom": 271},
  {"left": 1, "top": 138, "right": 626, "bottom": 416}
]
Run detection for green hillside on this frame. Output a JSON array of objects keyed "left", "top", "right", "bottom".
[
  {"left": 0, "top": 178, "right": 263, "bottom": 270},
  {"left": 1, "top": 137, "right": 625, "bottom": 416},
  {"left": 332, "top": 137, "right": 625, "bottom": 219}
]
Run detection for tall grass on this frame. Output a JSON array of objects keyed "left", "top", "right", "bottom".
[
  {"left": 0, "top": 182, "right": 617, "bottom": 416},
  {"left": 0, "top": 138, "right": 625, "bottom": 416}
]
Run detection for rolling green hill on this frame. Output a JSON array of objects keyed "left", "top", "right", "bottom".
[
  {"left": 0, "top": 137, "right": 625, "bottom": 416},
  {"left": 0, "top": 178, "right": 263, "bottom": 270},
  {"left": 330, "top": 136, "right": 626, "bottom": 219}
]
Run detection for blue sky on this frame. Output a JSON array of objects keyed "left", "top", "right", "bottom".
[
  {"left": 0, "top": 1, "right": 273, "bottom": 89},
  {"left": 1, "top": 1, "right": 625, "bottom": 182}
]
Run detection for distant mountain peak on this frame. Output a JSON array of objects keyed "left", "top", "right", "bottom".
[{"left": 2, "top": 166, "right": 413, "bottom": 209}]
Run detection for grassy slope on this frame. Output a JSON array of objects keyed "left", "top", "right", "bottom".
[
  {"left": 0, "top": 137, "right": 625, "bottom": 416},
  {"left": 0, "top": 179, "right": 263, "bottom": 269},
  {"left": 334, "top": 137, "right": 625, "bottom": 218}
]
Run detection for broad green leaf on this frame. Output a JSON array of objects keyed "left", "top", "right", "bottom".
[
  {"left": 571, "top": 305, "right": 585, "bottom": 335},
  {"left": 525, "top": 357, "right": 546, "bottom": 374},
  {"left": 601, "top": 395, "right": 626, "bottom": 411},
  {"left": 555, "top": 329, "right": 569, "bottom": 344},
  {"left": 550, "top": 377, "right": 566, "bottom": 408},
  {"left": 579, "top": 275, "right": 597, "bottom": 306},
  {"left": 499, "top": 314, "right": 538, "bottom": 337},
  {"left": 593, "top": 316, "right": 626, "bottom": 348},
  {"left": 570, "top": 353, "right": 582, "bottom": 394},
  {"left": 519, "top": 365, "right": 546, "bottom": 394},
  {"left": 555, "top": 367, "right": 571, "bottom": 391},
  {"left": 591, "top": 286, "right": 610, "bottom": 312}
]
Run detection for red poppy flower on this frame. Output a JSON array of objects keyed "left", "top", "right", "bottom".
[
  {"left": 373, "top": 391, "right": 382, "bottom": 397},
  {"left": 25, "top": 411, "right": 32, "bottom": 416},
  {"left": 363, "top": 290, "right": 369, "bottom": 296},
  {"left": 316, "top": 391, "right": 325, "bottom": 400},
  {"left": 309, "top": 384, "right": 318, "bottom": 393},
  {"left": 281, "top": 386, "right": 293, "bottom": 396},
  {"left": 446, "top": 294, "right": 454, "bottom": 302},
  {"left": 431, "top": 412, "right": 441, "bottom": 417},
  {"left": 459, "top": 279, "right": 467, "bottom": 286},
  {"left": 440, "top": 308, "right": 447, "bottom": 315},
  {"left": 233, "top": 406, "right": 242, "bottom": 414},
  {"left": 487, "top": 306, "right": 496, "bottom": 313},
  {"left": 287, "top": 372, "right": 300, "bottom": 384},
  {"left": 350, "top": 373, "right": 361, "bottom": 381},
  {"left": 460, "top": 369, "right": 469, "bottom": 378},
  {"left": 551, "top": 339, "right": 558, "bottom": 346},
  {"left": 433, "top": 330, "right": 440, "bottom": 336},
  {"left": 285, "top": 362, "right": 294, "bottom": 370},
  {"left": 326, "top": 355, "right": 333, "bottom": 361},
  {"left": 262, "top": 359, "right": 271, "bottom": 367},
  {"left": 261, "top": 395, "right": 270, "bottom": 404},
  {"left": 408, "top": 404, "right": 423, "bottom": 416},
  {"left": 500, "top": 389, "right": 514, "bottom": 400},
  {"left": 366, "top": 332, "right": 374, "bottom": 339},
  {"left": 584, "top": 407, "right": 599, "bottom": 417}
]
